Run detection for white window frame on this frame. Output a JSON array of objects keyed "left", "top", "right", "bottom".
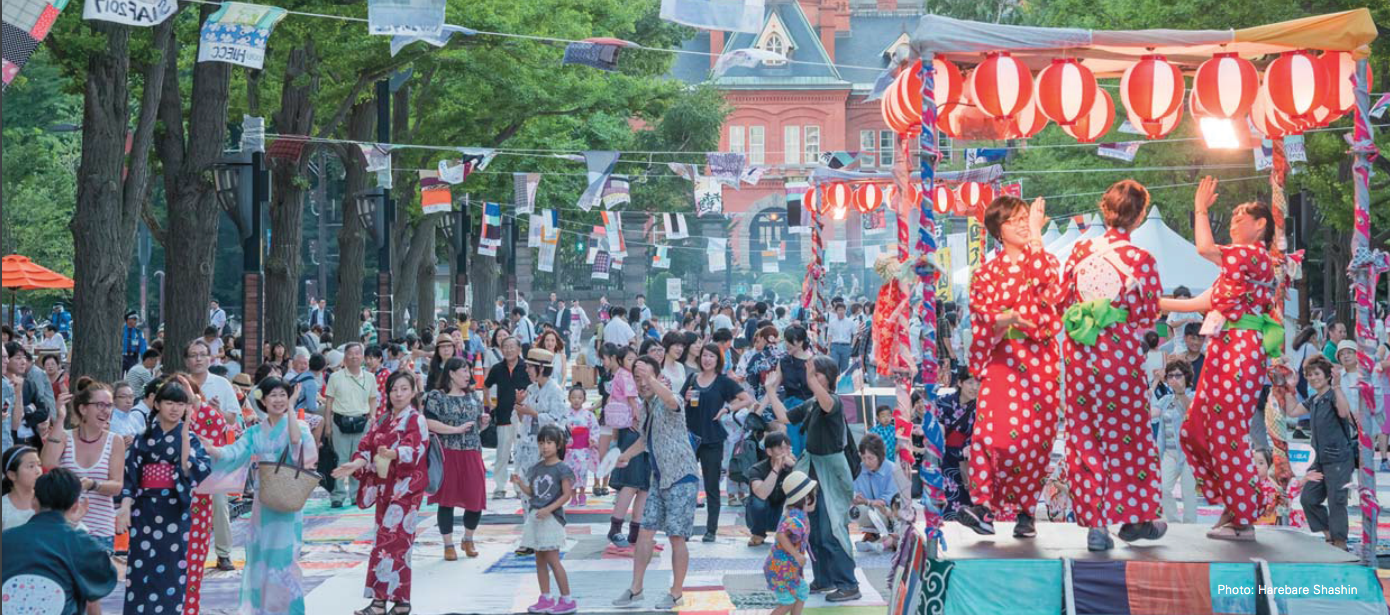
[
  {"left": 749, "top": 125, "right": 765, "bottom": 165},
  {"left": 784, "top": 125, "right": 801, "bottom": 166},
  {"left": 803, "top": 125, "right": 820, "bottom": 166},
  {"left": 879, "top": 130, "right": 895, "bottom": 168},
  {"left": 729, "top": 125, "right": 745, "bottom": 155},
  {"left": 859, "top": 130, "right": 877, "bottom": 168}
]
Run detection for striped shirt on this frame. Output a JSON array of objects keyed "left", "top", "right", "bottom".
[{"left": 61, "top": 430, "right": 118, "bottom": 537}]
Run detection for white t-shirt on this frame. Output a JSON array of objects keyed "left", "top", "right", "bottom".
[
  {"left": 196, "top": 373, "right": 241, "bottom": 426},
  {"left": 603, "top": 318, "right": 636, "bottom": 347},
  {"left": 2, "top": 494, "right": 35, "bottom": 530},
  {"left": 827, "top": 314, "right": 855, "bottom": 344},
  {"left": 711, "top": 314, "right": 734, "bottom": 332}
]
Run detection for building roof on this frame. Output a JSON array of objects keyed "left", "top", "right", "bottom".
[
  {"left": 833, "top": 14, "right": 919, "bottom": 85},
  {"left": 714, "top": 0, "right": 847, "bottom": 88}
]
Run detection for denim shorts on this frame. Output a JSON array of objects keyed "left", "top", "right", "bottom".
[
  {"left": 774, "top": 579, "right": 809, "bottom": 605},
  {"left": 91, "top": 535, "right": 115, "bottom": 553}
]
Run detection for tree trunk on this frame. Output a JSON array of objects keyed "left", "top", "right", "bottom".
[
  {"left": 332, "top": 99, "right": 375, "bottom": 343},
  {"left": 391, "top": 215, "right": 441, "bottom": 333},
  {"left": 71, "top": 20, "right": 171, "bottom": 383},
  {"left": 415, "top": 230, "right": 438, "bottom": 327},
  {"left": 263, "top": 44, "right": 320, "bottom": 350},
  {"left": 156, "top": 6, "right": 232, "bottom": 372},
  {"left": 471, "top": 251, "right": 503, "bottom": 323}
]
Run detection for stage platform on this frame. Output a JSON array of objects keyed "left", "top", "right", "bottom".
[{"left": 939, "top": 522, "right": 1359, "bottom": 563}]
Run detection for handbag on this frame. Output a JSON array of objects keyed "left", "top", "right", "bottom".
[
  {"left": 316, "top": 436, "right": 338, "bottom": 494},
  {"left": 258, "top": 440, "right": 322, "bottom": 513},
  {"left": 425, "top": 435, "right": 444, "bottom": 495},
  {"left": 842, "top": 411, "right": 861, "bottom": 480},
  {"left": 333, "top": 413, "right": 368, "bottom": 434}
]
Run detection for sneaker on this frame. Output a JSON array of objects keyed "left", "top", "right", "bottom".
[
  {"left": 1013, "top": 513, "right": 1037, "bottom": 539},
  {"left": 826, "top": 588, "right": 862, "bottom": 602},
  {"left": 1087, "top": 528, "right": 1114, "bottom": 552},
  {"left": 492, "top": 490, "right": 507, "bottom": 499},
  {"left": 609, "top": 533, "right": 631, "bottom": 548},
  {"left": 527, "top": 596, "right": 555, "bottom": 614},
  {"left": 578, "top": 494, "right": 588, "bottom": 506},
  {"left": 215, "top": 556, "right": 236, "bottom": 571},
  {"left": 330, "top": 499, "right": 345, "bottom": 509},
  {"left": 655, "top": 593, "right": 684, "bottom": 609},
  {"left": 702, "top": 531, "right": 717, "bottom": 543},
  {"left": 1117, "top": 520, "right": 1168, "bottom": 542},
  {"left": 808, "top": 584, "right": 832, "bottom": 594},
  {"left": 611, "top": 589, "right": 643, "bottom": 608},
  {"left": 855, "top": 541, "right": 885, "bottom": 553},
  {"left": 1380, "top": 460, "right": 1389, "bottom": 473},
  {"left": 747, "top": 535, "right": 766, "bottom": 547},
  {"left": 957, "top": 505, "right": 996, "bottom": 536},
  {"left": 550, "top": 597, "right": 578, "bottom": 615},
  {"left": 515, "top": 547, "right": 536, "bottom": 556}
]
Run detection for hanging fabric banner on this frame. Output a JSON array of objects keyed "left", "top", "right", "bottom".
[
  {"left": 84, "top": 0, "right": 175, "bottom": 26},
  {"left": 514, "top": 172, "right": 540, "bottom": 215},
  {"left": 762, "top": 250, "right": 780, "bottom": 273},
  {"left": 368, "top": 0, "right": 445, "bottom": 36},
  {"left": 864, "top": 67, "right": 895, "bottom": 102},
  {"left": 438, "top": 148, "right": 495, "bottom": 185},
  {"left": 695, "top": 176, "right": 723, "bottom": 216},
  {"left": 1284, "top": 134, "right": 1308, "bottom": 163},
  {"left": 1096, "top": 141, "right": 1142, "bottom": 162},
  {"left": 935, "top": 247, "right": 953, "bottom": 301},
  {"left": 659, "top": 0, "right": 763, "bottom": 33},
  {"left": 1371, "top": 93, "right": 1390, "bottom": 119},
  {"left": 3, "top": 0, "right": 68, "bottom": 90},
  {"left": 592, "top": 251, "right": 611, "bottom": 281},
  {"left": 712, "top": 48, "right": 786, "bottom": 78},
  {"left": 707, "top": 237, "right": 728, "bottom": 272},
  {"left": 390, "top": 24, "right": 476, "bottom": 57},
  {"left": 862, "top": 207, "right": 886, "bottom": 234},
  {"left": 478, "top": 202, "right": 501, "bottom": 257},
  {"left": 196, "top": 2, "right": 289, "bottom": 70},
  {"left": 562, "top": 40, "right": 625, "bottom": 71},
  {"left": 653, "top": 246, "right": 671, "bottom": 269},
  {"left": 706, "top": 152, "right": 747, "bottom": 188},
  {"left": 578, "top": 151, "right": 620, "bottom": 212},
  {"left": 611, "top": 255, "right": 624, "bottom": 271},
  {"left": 527, "top": 214, "right": 543, "bottom": 248},
  {"left": 1254, "top": 140, "right": 1274, "bottom": 172},
  {"left": 602, "top": 211, "right": 627, "bottom": 257},
  {"left": 966, "top": 216, "right": 984, "bottom": 273},
  {"left": 740, "top": 166, "right": 766, "bottom": 186},
  {"left": 538, "top": 210, "right": 559, "bottom": 273},
  {"left": 663, "top": 213, "right": 689, "bottom": 240},
  {"left": 601, "top": 178, "right": 631, "bottom": 209},
  {"left": 359, "top": 144, "right": 393, "bottom": 189},
  {"left": 667, "top": 162, "right": 700, "bottom": 182},
  {"left": 827, "top": 240, "right": 847, "bottom": 264},
  {"left": 818, "top": 151, "right": 860, "bottom": 170},
  {"left": 419, "top": 170, "right": 451, "bottom": 215}
]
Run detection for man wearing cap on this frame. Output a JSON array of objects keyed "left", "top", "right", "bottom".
[
  {"left": 121, "top": 311, "right": 147, "bottom": 373},
  {"left": 612, "top": 357, "right": 699, "bottom": 611}
]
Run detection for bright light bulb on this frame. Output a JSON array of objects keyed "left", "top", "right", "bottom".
[
  {"left": 833, "top": 205, "right": 848, "bottom": 221},
  {"left": 1200, "top": 117, "right": 1241, "bottom": 149}
]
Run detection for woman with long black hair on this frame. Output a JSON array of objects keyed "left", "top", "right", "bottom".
[
  {"left": 679, "top": 344, "right": 753, "bottom": 542},
  {"left": 422, "top": 357, "right": 490, "bottom": 560}
]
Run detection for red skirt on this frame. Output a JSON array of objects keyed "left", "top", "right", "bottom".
[{"left": 428, "top": 448, "right": 487, "bottom": 511}]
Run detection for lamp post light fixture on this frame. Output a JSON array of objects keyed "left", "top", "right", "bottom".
[{"left": 212, "top": 150, "right": 268, "bottom": 369}]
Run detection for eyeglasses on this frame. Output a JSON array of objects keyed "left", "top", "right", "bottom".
[
  {"left": 1165, "top": 373, "right": 1185, "bottom": 379},
  {"left": 1005, "top": 213, "right": 1029, "bottom": 227},
  {"left": 84, "top": 402, "right": 114, "bottom": 410}
]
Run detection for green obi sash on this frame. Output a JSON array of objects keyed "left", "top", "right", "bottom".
[
  {"left": 1062, "top": 298, "right": 1130, "bottom": 346},
  {"left": 1224, "top": 313, "right": 1284, "bottom": 358}
]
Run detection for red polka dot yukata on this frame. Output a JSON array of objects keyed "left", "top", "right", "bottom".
[
  {"left": 353, "top": 407, "right": 429, "bottom": 603},
  {"left": 1057, "top": 229, "right": 1164, "bottom": 528},
  {"left": 1182, "top": 244, "right": 1275, "bottom": 526},
  {"left": 967, "top": 245, "right": 1064, "bottom": 518},
  {"left": 182, "top": 402, "right": 229, "bottom": 615}
]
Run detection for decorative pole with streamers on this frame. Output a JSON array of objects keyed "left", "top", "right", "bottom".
[
  {"left": 1349, "top": 59, "right": 1381, "bottom": 567},
  {"left": 915, "top": 54, "right": 944, "bottom": 555},
  {"left": 803, "top": 187, "right": 827, "bottom": 354}
]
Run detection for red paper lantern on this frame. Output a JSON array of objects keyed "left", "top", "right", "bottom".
[
  {"left": 1264, "top": 50, "right": 1328, "bottom": 119},
  {"left": 802, "top": 187, "right": 821, "bottom": 215},
  {"left": 1319, "top": 50, "right": 1371, "bottom": 116},
  {"left": 1035, "top": 58, "right": 1097, "bottom": 126},
  {"left": 854, "top": 183, "right": 885, "bottom": 214},
  {"left": 1063, "top": 88, "right": 1115, "bottom": 143},
  {"left": 1249, "top": 85, "right": 1287, "bottom": 139},
  {"left": 970, "top": 52, "right": 1034, "bottom": 119},
  {"left": 959, "top": 182, "right": 990, "bottom": 209},
  {"left": 1009, "top": 97, "right": 1048, "bottom": 139},
  {"left": 1121, "top": 55, "right": 1184, "bottom": 127},
  {"left": 882, "top": 59, "right": 966, "bottom": 135},
  {"left": 1127, "top": 100, "right": 1182, "bottom": 140},
  {"left": 1193, "top": 53, "right": 1259, "bottom": 120},
  {"left": 824, "top": 182, "right": 852, "bottom": 214},
  {"left": 931, "top": 184, "right": 954, "bottom": 215}
]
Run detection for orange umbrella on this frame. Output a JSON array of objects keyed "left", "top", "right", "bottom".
[{"left": 2, "top": 255, "right": 73, "bottom": 290}]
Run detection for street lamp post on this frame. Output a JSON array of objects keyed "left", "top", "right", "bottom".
[
  {"left": 374, "top": 79, "right": 395, "bottom": 339},
  {"left": 440, "top": 195, "right": 470, "bottom": 318},
  {"left": 213, "top": 149, "right": 268, "bottom": 370}
]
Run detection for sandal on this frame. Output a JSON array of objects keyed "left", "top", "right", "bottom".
[
  {"left": 389, "top": 601, "right": 411, "bottom": 615},
  {"left": 1206, "top": 524, "right": 1255, "bottom": 541},
  {"left": 355, "top": 600, "right": 387, "bottom": 615}
]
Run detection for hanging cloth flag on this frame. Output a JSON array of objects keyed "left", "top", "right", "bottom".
[
  {"left": 740, "top": 166, "right": 766, "bottom": 186},
  {"left": 864, "top": 67, "right": 895, "bottom": 102},
  {"left": 1371, "top": 93, "right": 1390, "bottom": 119},
  {"left": 611, "top": 255, "right": 624, "bottom": 271},
  {"left": 602, "top": 211, "right": 626, "bottom": 257},
  {"left": 712, "top": 48, "right": 787, "bottom": 78},
  {"left": 707, "top": 237, "right": 728, "bottom": 272},
  {"left": 438, "top": 148, "right": 495, "bottom": 185},
  {"left": 663, "top": 213, "right": 689, "bottom": 240},
  {"left": 965, "top": 148, "right": 1008, "bottom": 166},
  {"left": 706, "top": 152, "right": 746, "bottom": 188},
  {"left": 1072, "top": 215, "right": 1089, "bottom": 232},
  {"left": 196, "top": 2, "right": 289, "bottom": 70},
  {"left": 527, "top": 214, "right": 544, "bottom": 248},
  {"left": 653, "top": 246, "right": 672, "bottom": 269},
  {"left": 827, "top": 240, "right": 847, "bottom": 264},
  {"left": 478, "top": 202, "right": 502, "bottom": 257},
  {"left": 818, "top": 151, "right": 861, "bottom": 170},
  {"left": 601, "top": 178, "right": 631, "bottom": 209},
  {"left": 1253, "top": 139, "right": 1274, "bottom": 172},
  {"left": 390, "top": 24, "right": 477, "bottom": 56},
  {"left": 84, "top": 0, "right": 174, "bottom": 26},
  {"left": 862, "top": 207, "right": 886, "bottom": 233},
  {"left": 514, "top": 172, "right": 540, "bottom": 215},
  {"left": 359, "top": 144, "right": 393, "bottom": 189},
  {"left": 419, "top": 170, "right": 451, "bottom": 215},
  {"left": 1096, "top": 141, "right": 1142, "bottom": 163},
  {"left": 562, "top": 38, "right": 635, "bottom": 72},
  {"left": 761, "top": 250, "right": 779, "bottom": 273},
  {"left": 538, "top": 210, "right": 559, "bottom": 273},
  {"left": 241, "top": 115, "right": 266, "bottom": 153},
  {"left": 660, "top": 0, "right": 763, "bottom": 33},
  {"left": 1284, "top": 134, "right": 1307, "bottom": 163},
  {"left": 578, "top": 151, "right": 620, "bottom": 212},
  {"left": 667, "top": 162, "right": 700, "bottom": 182},
  {"left": 3, "top": 0, "right": 67, "bottom": 90},
  {"left": 695, "top": 176, "right": 723, "bottom": 216},
  {"left": 592, "top": 251, "right": 612, "bottom": 281},
  {"left": 368, "top": 0, "right": 445, "bottom": 36}
]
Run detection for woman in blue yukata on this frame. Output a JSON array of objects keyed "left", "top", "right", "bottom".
[
  {"left": 116, "top": 378, "right": 212, "bottom": 615},
  {"left": 200, "top": 376, "right": 317, "bottom": 615}
]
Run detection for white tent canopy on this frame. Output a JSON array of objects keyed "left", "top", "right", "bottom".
[{"left": 1040, "top": 221, "right": 1060, "bottom": 246}]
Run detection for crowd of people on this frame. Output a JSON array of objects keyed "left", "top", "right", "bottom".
[{"left": 3, "top": 177, "right": 1390, "bottom": 614}]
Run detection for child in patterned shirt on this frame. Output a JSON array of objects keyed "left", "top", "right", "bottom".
[
  {"left": 765, "top": 470, "right": 817, "bottom": 615},
  {"left": 869, "top": 406, "right": 898, "bottom": 459}
]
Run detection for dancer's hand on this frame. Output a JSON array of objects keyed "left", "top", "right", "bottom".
[
  {"left": 997, "top": 310, "right": 1036, "bottom": 331},
  {"left": 331, "top": 459, "right": 365, "bottom": 479},
  {"left": 1028, "top": 197, "right": 1047, "bottom": 240},
  {"left": 1305, "top": 469, "right": 1324, "bottom": 483},
  {"left": 376, "top": 445, "right": 397, "bottom": 460},
  {"left": 1194, "top": 176, "right": 1219, "bottom": 215}
]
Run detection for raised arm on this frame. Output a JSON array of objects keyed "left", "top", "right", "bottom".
[{"left": 1193, "top": 176, "right": 1220, "bottom": 263}]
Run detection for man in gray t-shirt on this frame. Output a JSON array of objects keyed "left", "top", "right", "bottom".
[{"left": 1284, "top": 360, "right": 1355, "bottom": 547}]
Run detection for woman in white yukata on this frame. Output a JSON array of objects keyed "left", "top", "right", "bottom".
[{"left": 200, "top": 376, "right": 317, "bottom": 615}]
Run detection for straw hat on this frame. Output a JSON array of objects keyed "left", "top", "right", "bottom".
[
  {"left": 781, "top": 470, "right": 818, "bottom": 506},
  {"left": 525, "top": 347, "right": 555, "bottom": 368},
  {"left": 231, "top": 373, "right": 254, "bottom": 388}
]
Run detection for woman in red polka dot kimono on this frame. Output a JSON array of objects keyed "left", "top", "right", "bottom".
[
  {"left": 177, "top": 369, "right": 230, "bottom": 615},
  {"left": 960, "top": 194, "right": 1063, "bottom": 538},
  {"left": 1056, "top": 180, "right": 1167, "bottom": 551},
  {"left": 1159, "top": 176, "right": 1278, "bottom": 542}
]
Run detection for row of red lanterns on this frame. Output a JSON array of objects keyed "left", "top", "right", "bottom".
[
  {"left": 803, "top": 181, "right": 996, "bottom": 217},
  {"left": 881, "top": 50, "right": 1366, "bottom": 143}
]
